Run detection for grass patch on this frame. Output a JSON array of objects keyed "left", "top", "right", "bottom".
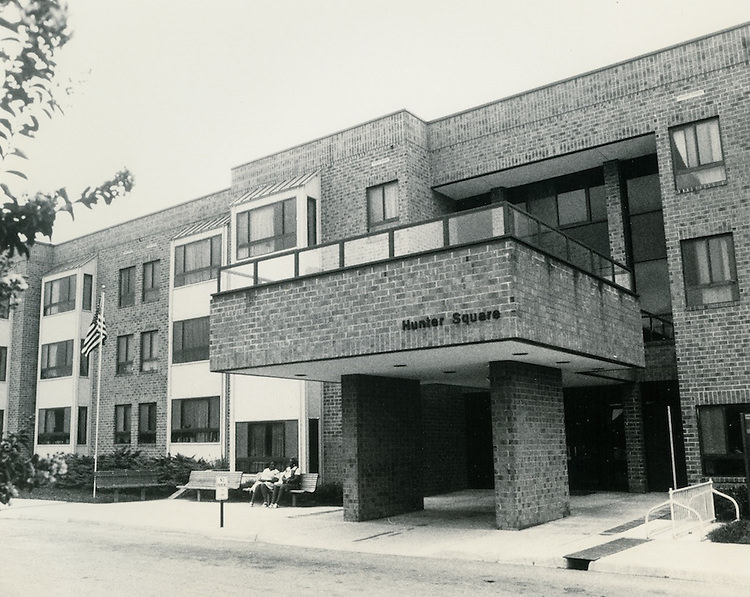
[{"left": 707, "top": 520, "right": 750, "bottom": 544}]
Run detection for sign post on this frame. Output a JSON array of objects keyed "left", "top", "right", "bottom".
[{"left": 215, "top": 475, "right": 229, "bottom": 528}]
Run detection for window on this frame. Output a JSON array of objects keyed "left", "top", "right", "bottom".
[
  {"left": 115, "top": 404, "right": 131, "bottom": 444},
  {"left": 172, "top": 317, "right": 209, "bottom": 363},
  {"left": 174, "top": 235, "right": 222, "bottom": 287},
  {"left": 140, "top": 330, "right": 159, "bottom": 372},
  {"left": 119, "top": 267, "right": 135, "bottom": 307},
  {"left": 142, "top": 260, "right": 160, "bottom": 302},
  {"left": 307, "top": 197, "right": 318, "bottom": 246},
  {"left": 237, "top": 199, "right": 296, "bottom": 259},
  {"left": 38, "top": 407, "right": 70, "bottom": 444},
  {"left": 83, "top": 274, "right": 93, "bottom": 311},
  {"left": 43, "top": 275, "right": 76, "bottom": 315},
  {"left": 0, "top": 409, "right": 3, "bottom": 436},
  {"left": 79, "top": 340, "right": 89, "bottom": 377},
  {"left": 0, "top": 346, "right": 6, "bottom": 381},
  {"left": 77, "top": 406, "right": 87, "bottom": 445},
  {"left": 681, "top": 234, "right": 739, "bottom": 307},
  {"left": 0, "top": 300, "right": 8, "bottom": 319},
  {"left": 670, "top": 117, "right": 726, "bottom": 191},
  {"left": 40, "top": 340, "right": 74, "bottom": 379},
  {"left": 367, "top": 181, "right": 398, "bottom": 229},
  {"left": 699, "top": 404, "right": 749, "bottom": 476},
  {"left": 138, "top": 402, "right": 157, "bottom": 444},
  {"left": 116, "top": 334, "right": 135, "bottom": 374},
  {"left": 171, "top": 396, "right": 220, "bottom": 443}
]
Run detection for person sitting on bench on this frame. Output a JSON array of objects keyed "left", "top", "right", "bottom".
[
  {"left": 269, "top": 458, "right": 301, "bottom": 508},
  {"left": 247, "top": 462, "right": 279, "bottom": 506}
]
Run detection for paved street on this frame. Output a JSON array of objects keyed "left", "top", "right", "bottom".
[{"left": 1, "top": 516, "right": 742, "bottom": 597}]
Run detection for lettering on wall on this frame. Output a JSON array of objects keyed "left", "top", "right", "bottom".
[{"left": 402, "top": 309, "right": 501, "bottom": 331}]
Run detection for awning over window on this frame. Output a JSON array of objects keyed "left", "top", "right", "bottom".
[
  {"left": 173, "top": 215, "right": 230, "bottom": 240},
  {"left": 232, "top": 172, "right": 319, "bottom": 206}
]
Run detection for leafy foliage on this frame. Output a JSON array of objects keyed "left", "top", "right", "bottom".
[
  {"left": 707, "top": 519, "right": 750, "bottom": 544},
  {"left": 0, "top": 430, "right": 66, "bottom": 505},
  {"left": 0, "top": 0, "right": 133, "bottom": 307}
]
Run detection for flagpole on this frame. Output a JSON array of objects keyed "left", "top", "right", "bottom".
[{"left": 92, "top": 287, "right": 105, "bottom": 498}]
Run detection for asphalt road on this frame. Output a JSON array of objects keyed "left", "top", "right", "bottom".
[{"left": 0, "top": 517, "right": 741, "bottom": 596}]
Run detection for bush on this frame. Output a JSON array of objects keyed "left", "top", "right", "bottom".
[
  {"left": 707, "top": 519, "right": 750, "bottom": 544},
  {"left": 1, "top": 430, "right": 67, "bottom": 505},
  {"left": 714, "top": 485, "right": 750, "bottom": 521},
  {"left": 314, "top": 481, "right": 343, "bottom": 506}
]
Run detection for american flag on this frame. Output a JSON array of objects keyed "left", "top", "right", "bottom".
[{"left": 81, "top": 301, "right": 107, "bottom": 357}]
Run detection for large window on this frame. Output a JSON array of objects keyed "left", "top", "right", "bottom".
[
  {"left": 140, "top": 330, "right": 159, "bottom": 372},
  {"left": 77, "top": 406, "right": 87, "bottom": 445},
  {"left": 670, "top": 117, "right": 726, "bottom": 191},
  {"left": 40, "top": 340, "right": 74, "bottom": 379},
  {"left": 172, "top": 317, "right": 209, "bottom": 363},
  {"left": 367, "top": 181, "right": 399, "bottom": 230},
  {"left": 235, "top": 420, "right": 298, "bottom": 472},
  {"left": 0, "top": 346, "right": 6, "bottom": 381},
  {"left": 83, "top": 274, "right": 93, "bottom": 311},
  {"left": 119, "top": 267, "right": 136, "bottom": 307},
  {"left": 43, "top": 275, "right": 76, "bottom": 315},
  {"left": 237, "top": 199, "right": 296, "bottom": 260},
  {"left": 138, "top": 402, "right": 157, "bottom": 444},
  {"left": 681, "top": 234, "right": 739, "bottom": 307},
  {"left": 115, "top": 404, "right": 131, "bottom": 444},
  {"left": 116, "top": 334, "right": 135, "bottom": 375},
  {"left": 142, "top": 260, "right": 160, "bottom": 302},
  {"left": 38, "top": 407, "right": 70, "bottom": 444},
  {"left": 174, "top": 235, "right": 222, "bottom": 287},
  {"left": 171, "top": 396, "right": 220, "bottom": 443},
  {"left": 699, "top": 404, "right": 749, "bottom": 476}
]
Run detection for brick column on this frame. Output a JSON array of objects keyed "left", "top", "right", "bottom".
[
  {"left": 341, "top": 374, "right": 423, "bottom": 522},
  {"left": 490, "top": 361, "right": 569, "bottom": 529},
  {"left": 603, "top": 160, "right": 629, "bottom": 265},
  {"left": 622, "top": 383, "right": 648, "bottom": 492}
]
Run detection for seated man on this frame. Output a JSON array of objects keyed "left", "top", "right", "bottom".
[
  {"left": 270, "top": 458, "right": 301, "bottom": 508},
  {"left": 247, "top": 462, "right": 279, "bottom": 506}
]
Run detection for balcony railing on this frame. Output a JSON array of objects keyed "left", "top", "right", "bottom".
[
  {"left": 642, "top": 311, "right": 674, "bottom": 342},
  {"left": 218, "top": 202, "right": 633, "bottom": 293}
]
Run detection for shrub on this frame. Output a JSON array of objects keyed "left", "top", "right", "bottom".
[
  {"left": 1, "top": 430, "right": 66, "bottom": 505},
  {"left": 714, "top": 485, "right": 750, "bottom": 521},
  {"left": 314, "top": 481, "right": 343, "bottom": 506},
  {"left": 707, "top": 519, "right": 750, "bottom": 544}
]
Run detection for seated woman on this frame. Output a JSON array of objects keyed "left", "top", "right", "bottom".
[
  {"left": 270, "top": 458, "right": 301, "bottom": 508},
  {"left": 246, "top": 462, "right": 279, "bottom": 506}
]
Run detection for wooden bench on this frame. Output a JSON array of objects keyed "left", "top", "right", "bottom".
[
  {"left": 167, "top": 470, "right": 244, "bottom": 501},
  {"left": 94, "top": 470, "right": 168, "bottom": 502},
  {"left": 289, "top": 472, "right": 319, "bottom": 506}
]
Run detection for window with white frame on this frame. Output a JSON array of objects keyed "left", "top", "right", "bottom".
[
  {"left": 40, "top": 340, "right": 74, "bottom": 379},
  {"left": 236, "top": 199, "right": 297, "bottom": 260},
  {"left": 174, "top": 235, "right": 222, "bottom": 287},
  {"left": 38, "top": 407, "right": 70, "bottom": 444},
  {"left": 139, "top": 402, "right": 157, "bottom": 444},
  {"left": 669, "top": 117, "right": 726, "bottom": 191},
  {"left": 171, "top": 396, "right": 220, "bottom": 443},
  {"left": 0, "top": 346, "right": 6, "bottom": 381},
  {"left": 142, "top": 260, "right": 160, "bottom": 302},
  {"left": 43, "top": 275, "right": 76, "bottom": 315},
  {"left": 681, "top": 233, "right": 739, "bottom": 307},
  {"left": 367, "top": 181, "right": 398, "bottom": 230},
  {"left": 172, "top": 317, "right": 209, "bottom": 363}
]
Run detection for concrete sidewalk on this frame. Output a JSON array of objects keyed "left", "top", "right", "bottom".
[{"left": 2, "top": 490, "right": 748, "bottom": 585}]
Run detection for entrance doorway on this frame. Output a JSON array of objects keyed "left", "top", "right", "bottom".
[
  {"left": 642, "top": 381, "right": 686, "bottom": 491},
  {"left": 565, "top": 389, "right": 628, "bottom": 492},
  {"left": 465, "top": 392, "right": 493, "bottom": 489}
]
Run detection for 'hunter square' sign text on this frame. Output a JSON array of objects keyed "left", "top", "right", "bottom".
[{"left": 402, "top": 309, "right": 501, "bottom": 331}]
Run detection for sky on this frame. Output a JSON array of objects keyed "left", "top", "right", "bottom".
[{"left": 13, "top": 0, "right": 750, "bottom": 242}]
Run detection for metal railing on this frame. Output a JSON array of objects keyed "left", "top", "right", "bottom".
[
  {"left": 218, "top": 202, "right": 633, "bottom": 293},
  {"left": 642, "top": 311, "right": 674, "bottom": 342}
]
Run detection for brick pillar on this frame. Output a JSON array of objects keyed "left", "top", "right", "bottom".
[
  {"left": 603, "top": 160, "right": 629, "bottom": 265},
  {"left": 341, "top": 374, "right": 423, "bottom": 522},
  {"left": 622, "top": 383, "right": 648, "bottom": 492},
  {"left": 490, "top": 361, "right": 569, "bottom": 529}
]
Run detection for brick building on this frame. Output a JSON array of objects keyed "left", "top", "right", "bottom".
[{"left": 1, "top": 24, "right": 749, "bottom": 529}]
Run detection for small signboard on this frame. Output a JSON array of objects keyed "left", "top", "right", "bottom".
[{"left": 215, "top": 475, "right": 229, "bottom": 501}]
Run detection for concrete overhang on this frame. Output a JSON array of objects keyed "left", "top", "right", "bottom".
[
  {"left": 220, "top": 338, "right": 638, "bottom": 390},
  {"left": 433, "top": 135, "right": 656, "bottom": 200}
]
